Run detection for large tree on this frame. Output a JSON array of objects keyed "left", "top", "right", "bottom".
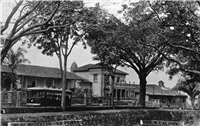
[
  {"left": 147, "top": 1, "right": 200, "bottom": 76},
  {"left": 29, "top": 1, "right": 99, "bottom": 111},
  {"left": 86, "top": 10, "right": 124, "bottom": 108},
  {"left": 87, "top": 1, "right": 167, "bottom": 106},
  {"left": 1, "top": 0, "right": 60, "bottom": 63},
  {"left": 88, "top": 31, "right": 122, "bottom": 108}
]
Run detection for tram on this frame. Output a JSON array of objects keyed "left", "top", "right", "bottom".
[{"left": 26, "top": 87, "right": 72, "bottom": 106}]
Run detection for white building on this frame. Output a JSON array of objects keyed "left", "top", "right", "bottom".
[{"left": 71, "top": 62, "right": 129, "bottom": 97}]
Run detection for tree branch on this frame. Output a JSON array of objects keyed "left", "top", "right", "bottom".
[
  {"left": 1, "top": 0, "right": 23, "bottom": 34},
  {"left": 143, "top": 42, "right": 200, "bottom": 75},
  {"left": 10, "top": 1, "right": 41, "bottom": 38},
  {"left": 15, "top": 14, "right": 38, "bottom": 34},
  {"left": 12, "top": 1, "right": 60, "bottom": 40},
  {"left": 67, "top": 33, "right": 85, "bottom": 57}
]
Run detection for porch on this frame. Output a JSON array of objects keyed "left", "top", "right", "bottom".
[{"left": 113, "top": 88, "right": 135, "bottom": 101}]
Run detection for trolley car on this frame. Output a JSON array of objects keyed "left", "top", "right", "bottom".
[{"left": 26, "top": 87, "right": 72, "bottom": 106}]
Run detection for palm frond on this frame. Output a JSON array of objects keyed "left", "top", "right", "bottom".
[{"left": 4, "top": 47, "right": 30, "bottom": 70}]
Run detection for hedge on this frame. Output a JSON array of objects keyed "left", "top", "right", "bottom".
[{"left": 1, "top": 109, "right": 200, "bottom": 126}]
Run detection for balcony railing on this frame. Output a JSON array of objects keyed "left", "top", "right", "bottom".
[{"left": 114, "top": 97, "right": 135, "bottom": 101}]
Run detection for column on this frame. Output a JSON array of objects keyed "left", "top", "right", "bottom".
[
  {"left": 122, "top": 89, "right": 125, "bottom": 100},
  {"left": 21, "top": 76, "right": 24, "bottom": 88},
  {"left": 125, "top": 90, "right": 129, "bottom": 100},
  {"left": 120, "top": 89, "right": 122, "bottom": 100},
  {"left": 8, "top": 91, "right": 13, "bottom": 103},
  {"left": 60, "top": 80, "right": 62, "bottom": 89},
  {"left": 52, "top": 79, "right": 55, "bottom": 87},
  {"left": 113, "top": 89, "right": 115, "bottom": 100},
  {"left": 74, "top": 80, "right": 76, "bottom": 90},
  {"left": 84, "top": 91, "right": 87, "bottom": 105},
  {"left": 25, "top": 77, "right": 28, "bottom": 88},
  {"left": 115, "top": 89, "right": 117, "bottom": 100},
  {"left": 16, "top": 91, "right": 22, "bottom": 107},
  {"left": 116, "top": 89, "right": 119, "bottom": 100},
  {"left": 44, "top": 79, "right": 46, "bottom": 87},
  {"left": 66, "top": 80, "right": 69, "bottom": 89},
  {"left": 35, "top": 78, "right": 37, "bottom": 87}
]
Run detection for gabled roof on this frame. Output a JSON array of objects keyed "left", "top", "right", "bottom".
[
  {"left": 73, "top": 63, "right": 128, "bottom": 75},
  {"left": 1, "top": 64, "right": 91, "bottom": 83},
  {"left": 134, "top": 84, "right": 187, "bottom": 97}
]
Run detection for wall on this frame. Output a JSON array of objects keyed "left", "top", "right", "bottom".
[
  {"left": 80, "top": 83, "right": 91, "bottom": 91},
  {"left": 114, "top": 74, "right": 126, "bottom": 83},
  {"left": 89, "top": 69, "right": 103, "bottom": 96},
  {"left": 1, "top": 109, "right": 200, "bottom": 126},
  {"left": 68, "top": 80, "right": 75, "bottom": 89},
  {"left": 135, "top": 94, "right": 149, "bottom": 102},
  {"left": 74, "top": 69, "right": 103, "bottom": 96}
]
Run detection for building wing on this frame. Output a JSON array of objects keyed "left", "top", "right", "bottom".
[{"left": 1, "top": 64, "right": 91, "bottom": 83}]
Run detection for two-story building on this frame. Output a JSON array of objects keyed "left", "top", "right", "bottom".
[{"left": 71, "top": 62, "right": 129, "bottom": 97}]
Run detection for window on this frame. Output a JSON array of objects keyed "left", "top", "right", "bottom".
[
  {"left": 46, "top": 79, "right": 52, "bottom": 88},
  {"left": 31, "top": 82, "right": 35, "bottom": 87},
  {"left": 116, "top": 77, "right": 120, "bottom": 83},
  {"left": 93, "top": 74, "right": 98, "bottom": 82}
]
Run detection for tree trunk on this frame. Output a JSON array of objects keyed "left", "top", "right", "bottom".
[
  {"left": 138, "top": 75, "right": 147, "bottom": 107},
  {"left": 61, "top": 57, "right": 67, "bottom": 111},
  {"left": 111, "top": 76, "right": 115, "bottom": 109},
  {"left": 191, "top": 97, "right": 196, "bottom": 110},
  {"left": 1, "top": 39, "right": 12, "bottom": 63}
]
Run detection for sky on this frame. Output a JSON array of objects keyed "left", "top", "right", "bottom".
[{"left": 1, "top": 0, "right": 181, "bottom": 88}]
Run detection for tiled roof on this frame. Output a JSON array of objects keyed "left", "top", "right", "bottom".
[
  {"left": 1, "top": 65, "right": 12, "bottom": 73},
  {"left": 134, "top": 84, "right": 187, "bottom": 97},
  {"left": 74, "top": 63, "right": 128, "bottom": 75},
  {"left": 1, "top": 64, "right": 91, "bottom": 83}
]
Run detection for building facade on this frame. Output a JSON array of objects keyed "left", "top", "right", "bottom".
[
  {"left": 1, "top": 64, "right": 92, "bottom": 91},
  {"left": 71, "top": 62, "right": 129, "bottom": 97},
  {"left": 70, "top": 62, "right": 188, "bottom": 107},
  {"left": 114, "top": 83, "right": 187, "bottom": 107}
]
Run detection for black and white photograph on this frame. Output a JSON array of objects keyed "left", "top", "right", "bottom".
[{"left": 1, "top": 0, "right": 200, "bottom": 126}]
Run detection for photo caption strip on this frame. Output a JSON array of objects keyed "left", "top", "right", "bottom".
[{"left": 8, "top": 119, "right": 82, "bottom": 126}]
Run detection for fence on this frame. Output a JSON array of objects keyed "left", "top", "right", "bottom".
[
  {"left": 1, "top": 90, "right": 27, "bottom": 107},
  {"left": 1, "top": 90, "right": 187, "bottom": 108}
]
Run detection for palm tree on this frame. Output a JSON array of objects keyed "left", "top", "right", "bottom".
[
  {"left": 2, "top": 47, "right": 30, "bottom": 91},
  {"left": 172, "top": 79, "right": 200, "bottom": 109}
]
